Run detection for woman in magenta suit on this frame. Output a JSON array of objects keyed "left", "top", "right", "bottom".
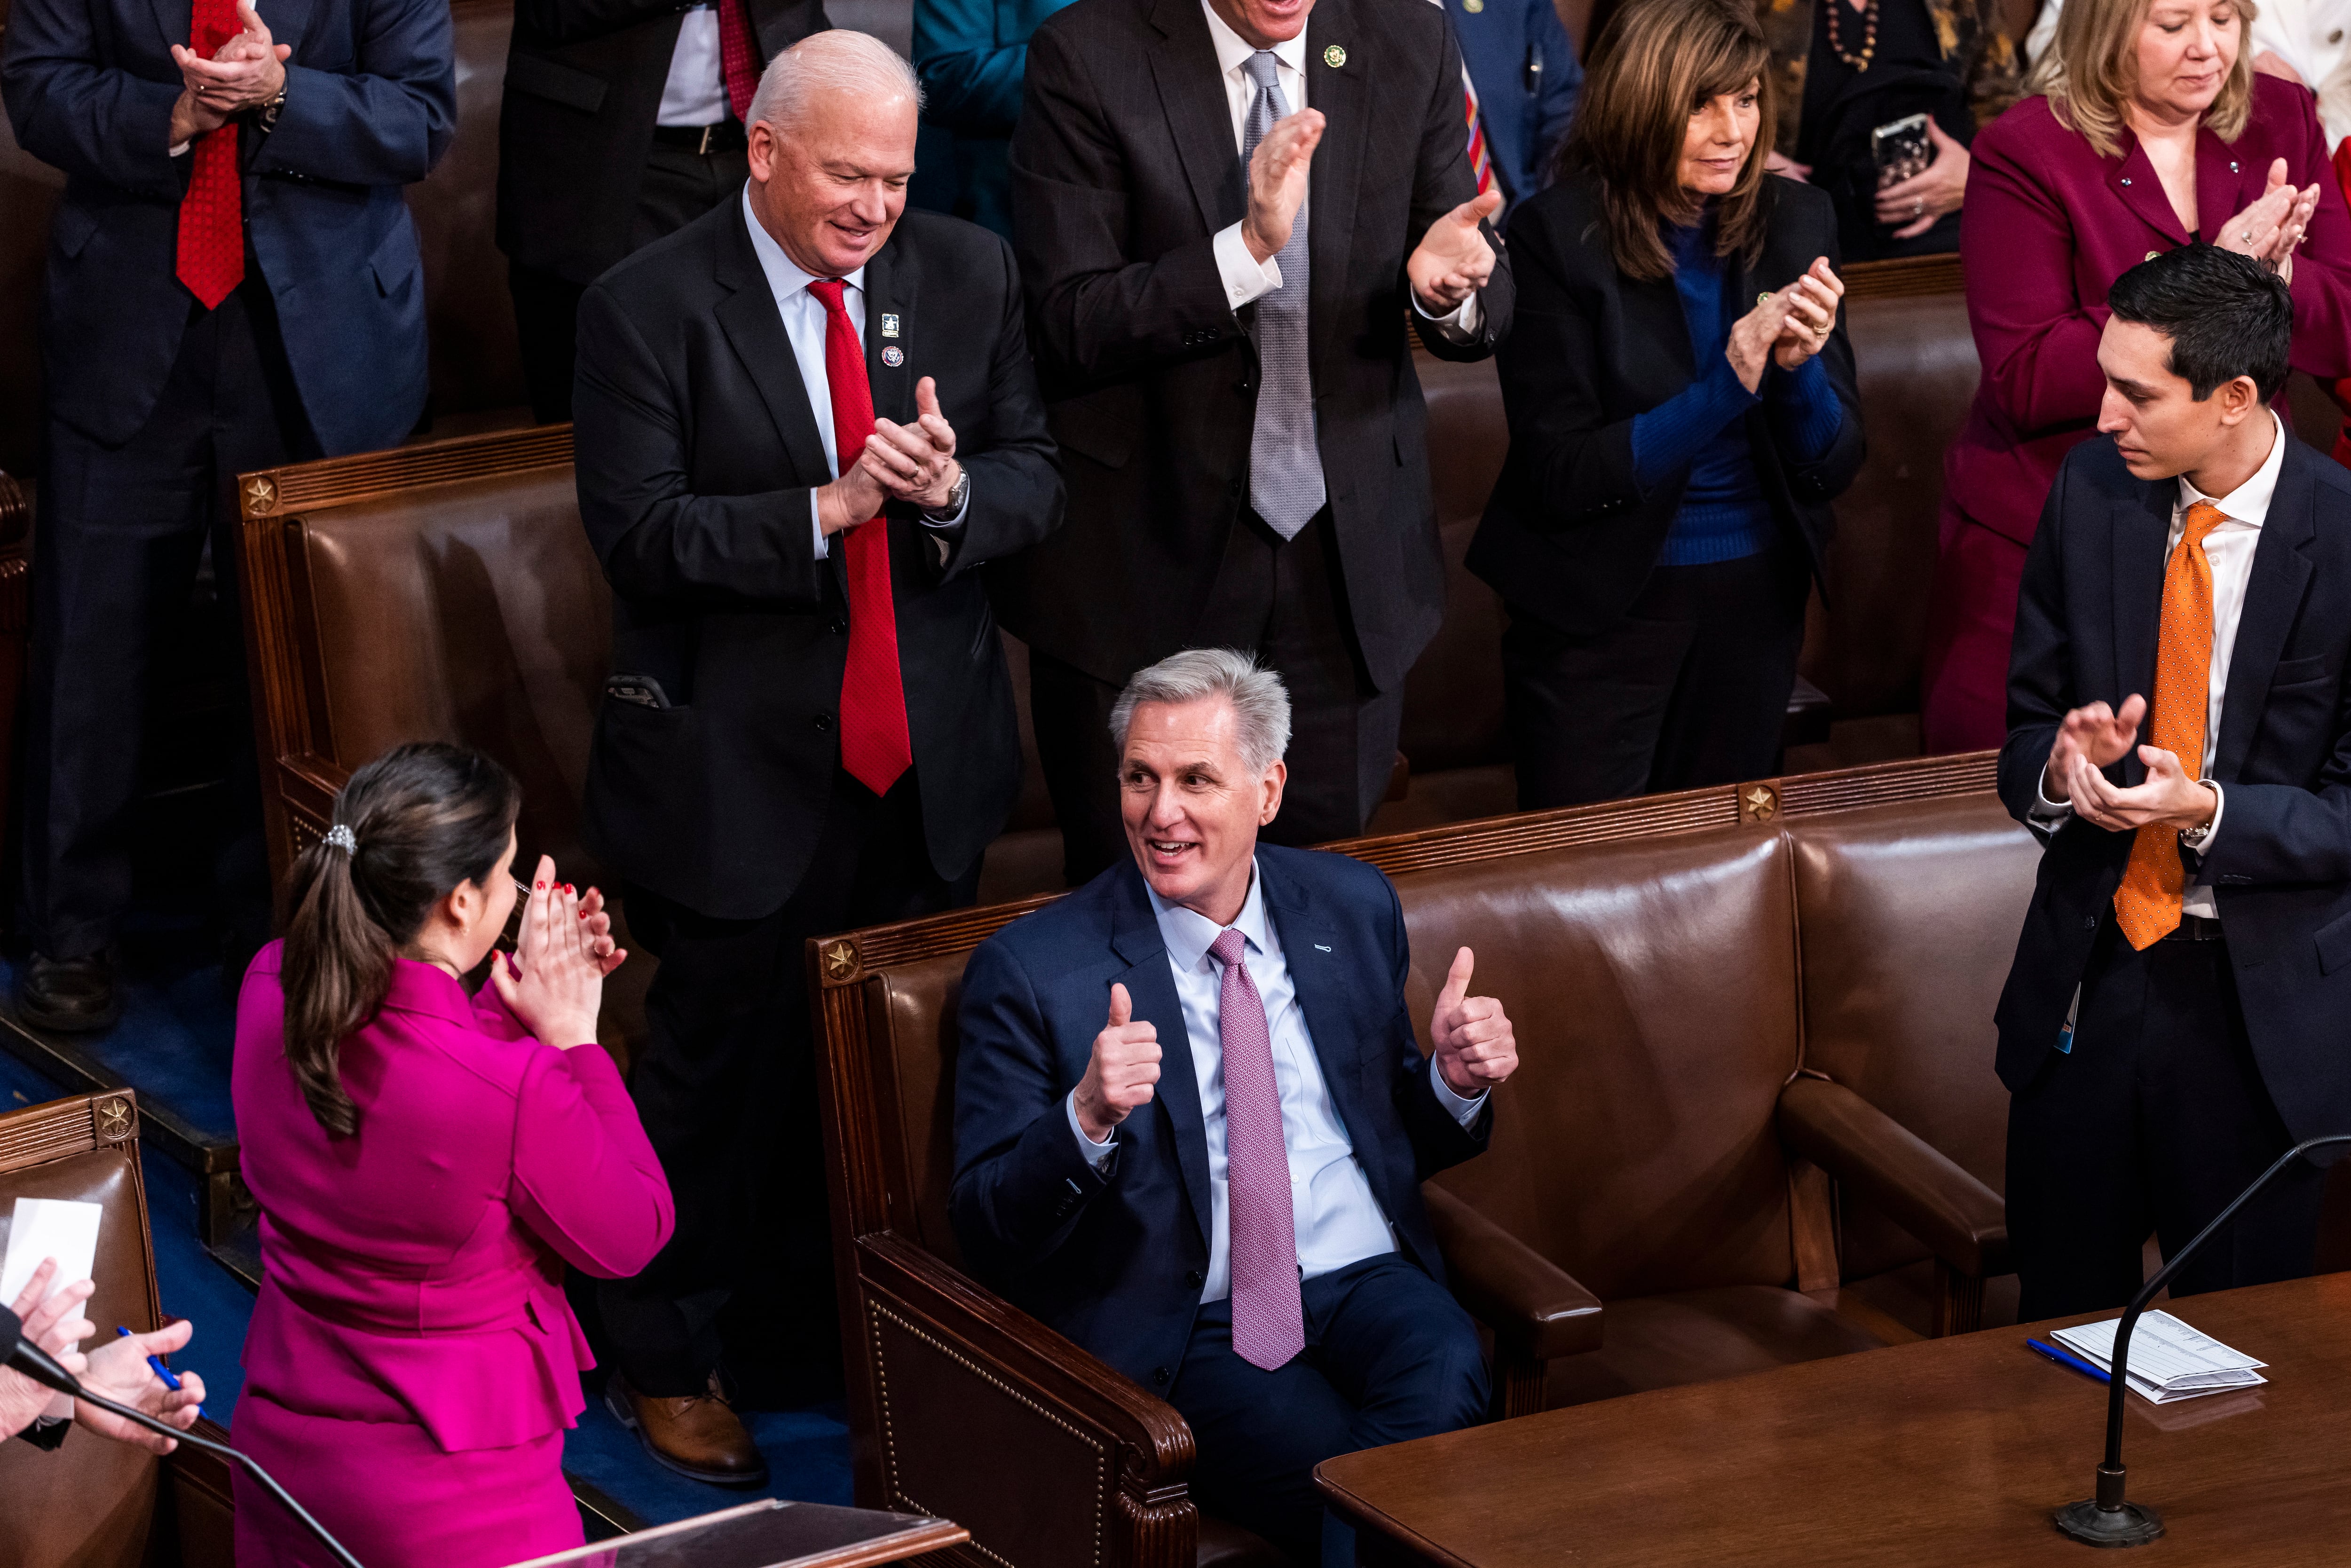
[
  {"left": 1920, "top": 0, "right": 2351, "bottom": 752},
  {"left": 230, "top": 743, "right": 673, "bottom": 1568}
]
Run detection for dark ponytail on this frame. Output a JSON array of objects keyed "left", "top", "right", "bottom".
[{"left": 280, "top": 742, "right": 521, "bottom": 1136}]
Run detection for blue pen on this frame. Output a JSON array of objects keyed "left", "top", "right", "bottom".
[
  {"left": 2028, "top": 1337, "right": 2112, "bottom": 1384},
  {"left": 118, "top": 1325, "right": 202, "bottom": 1418}
]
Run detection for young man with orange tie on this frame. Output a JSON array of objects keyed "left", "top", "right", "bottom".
[{"left": 1996, "top": 244, "right": 2351, "bottom": 1321}]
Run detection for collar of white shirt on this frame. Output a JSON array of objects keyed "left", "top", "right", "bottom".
[
  {"left": 740, "top": 183, "right": 867, "bottom": 310},
  {"left": 1199, "top": 2, "right": 1310, "bottom": 85},
  {"left": 2176, "top": 410, "right": 2286, "bottom": 529},
  {"left": 1146, "top": 858, "right": 1272, "bottom": 974}
]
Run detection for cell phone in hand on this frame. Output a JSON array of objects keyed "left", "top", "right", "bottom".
[{"left": 1871, "top": 113, "right": 1933, "bottom": 191}]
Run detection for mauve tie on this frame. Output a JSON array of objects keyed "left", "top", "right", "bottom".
[{"left": 1210, "top": 927, "right": 1303, "bottom": 1371}]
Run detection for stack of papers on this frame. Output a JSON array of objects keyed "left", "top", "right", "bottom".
[
  {"left": 0, "top": 1196, "right": 104, "bottom": 1419},
  {"left": 2054, "top": 1311, "right": 2269, "bottom": 1404}
]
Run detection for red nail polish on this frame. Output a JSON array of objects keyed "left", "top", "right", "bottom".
[{"left": 535, "top": 881, "right": 545, "bottom": 889}]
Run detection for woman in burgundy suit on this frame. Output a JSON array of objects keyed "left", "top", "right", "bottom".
[
  {"left": 230, "top": 744, "right": 674, "bottom": 1568},
  {"left": 1920, "top": 0, "right": 2350, "bottom": 751}
]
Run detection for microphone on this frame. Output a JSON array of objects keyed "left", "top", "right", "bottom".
[
  {"left": 2, "top": 1306, "right": 367, "bottom": 1568},
  {"left": 2053, "top": 1131, "right": 2351, "bottom": 1546}
]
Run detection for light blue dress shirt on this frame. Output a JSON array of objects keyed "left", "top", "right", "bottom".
[
  {"left": 1066, "top": 859, "right": 1487, "bottom": 1302},
  {"left": 738, "top": 186, "right": 970, "bottom": 560}
]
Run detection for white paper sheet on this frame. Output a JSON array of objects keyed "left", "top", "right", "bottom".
[
  {"left": 0, "top": 1197, "right": 104, "bottom": 1419},
  {"left": 2054, "top": 1310, "right": 2269, "bottom": 1404}
]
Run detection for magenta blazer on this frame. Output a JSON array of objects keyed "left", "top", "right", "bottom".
[
  {"left": 231, "top": 944, "right": 674, "bottom": 1452},
  {"left": 1946, "top": 76, "right": 2351, "bottom": 546}
]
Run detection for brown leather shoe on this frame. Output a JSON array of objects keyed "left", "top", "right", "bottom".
[{"left": 604, "top": 1371, "right": 768, "bottom": 1487}]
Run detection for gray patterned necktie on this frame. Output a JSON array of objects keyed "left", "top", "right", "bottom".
[{"left": 1239, "top": 50, "right": 1326, "bottom": 539}]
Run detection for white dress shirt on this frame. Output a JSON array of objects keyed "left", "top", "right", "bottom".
[
  {"left": 657, "top": 6, "right": 727, "bottom": 128},
  {"left": 738, "top": 186, "right": 968, "bottom": 559},
  {"left": 2031, "top": 412, "right": 2284, "bottom": 919},
  {"left": 1066, "top": 859, "right": 1487, "bottom": 1303},
  {"left": 1196, "top": 2, "right": 1477, "bottom": 336}
]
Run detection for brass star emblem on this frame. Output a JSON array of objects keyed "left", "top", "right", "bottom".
[
  {"left": 244, "top": 474, "right": 277, "bottom": 515},
  {"left": 94, "top": 1096, "right": 133, "bottom": 1143},
  {"left": 822, "top": 940, "right": 860, "bottom": 983},
  {"left": 1742, "top": 784, "right": 1779, "bottom": 823}
]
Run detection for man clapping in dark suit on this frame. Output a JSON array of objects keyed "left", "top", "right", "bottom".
[
  {"left": 1997, "top": 245, "right": 2351, "bottom": 1319},
  {"left": 999, "top": 0, "right": 1515, "bottom": 884},
  {"left": 953, "top": 648, "right": 1516, "bottom": 1566},
  {"left": 572, "top": 30, "right": 1060, "bottom": 1484}
]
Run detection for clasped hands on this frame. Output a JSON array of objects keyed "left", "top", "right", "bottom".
[
  {"left": 2043, "top": 694, "right": 2217, "bottom": 835},
  {"left": 488, "top": 855, "right": 625, "bottom": 1051},
  {"left": 1726, "top": 256, "right": 1845, "bottom": 393},
  {"left": 168, "top": 0, "right": 289, "bottom": 147},
  {"left": 1240, "top": 107, "right": 1502, "bottom": 317},
  {"left": 816, "top": 375, "right": 962, "bottom": 537},
  {"left": 2217, "top": 158, "right": 2321, "bottom": 285},
  {"left": 1, "top": 1259, "right": 205, "bottom": 1453},
  {"left": 1070, "top": 946, "right": 1518, "bottom": 1143}
]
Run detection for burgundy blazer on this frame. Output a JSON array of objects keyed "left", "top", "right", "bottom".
[
  {"left": 231, "top": 945, "right": 674, "bottom": 1452},
  {"left": 1945, "top": 76, "right": 2351, "bottom": 547}
]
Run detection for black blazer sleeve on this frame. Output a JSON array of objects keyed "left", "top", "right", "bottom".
[
  {"left": 1998, "top": 468, "right": 2077, "bottom": 831},
  {"left": 1009, "top": 21, "right": 1240, "bottom": 383},
  {"left": 572, "top": 283, "right": 833, "bottom": 613},
  {"left": 12, "top": 1416, "right": 68, "bottom": 1452},
  {"left": 938, "top": 232, "right": 1066, "bottom": 581},
  {"left": 1405, "top": 21, "right": 1512, "bottom": 362}
]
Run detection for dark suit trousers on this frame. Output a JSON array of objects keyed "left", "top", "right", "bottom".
[
  {"left": 1029, "top": 509, "right": 1404, "bottom": 885},
  {"left": 1171, "top": 1254, "right": 1487, "bottom": 1568},
  {"left": 601, "top": 764, "right": 978, "bottom": 1396},
  {"left": 509, "top": 139, "right": 749, "bottom": 424},
  {"left": 21, "top": 278, "right": 315, "bottom": 958},
  {"left": 2006, "top": 925, "right": 2327, "bottom": 1322},
  {"left": 1500, "top": 546, "right": 1809, "bottom": 811}
]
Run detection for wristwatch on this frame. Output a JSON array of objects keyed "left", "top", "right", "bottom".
[
  {"left": 2179, "top": 783, "right": 2219, "bottom": 848},
  {"left": 258, "top": 78, "right": 288, "bottom": 133},
  {"left": 923, "top": 467, "right": 970, "bottom": 522}
]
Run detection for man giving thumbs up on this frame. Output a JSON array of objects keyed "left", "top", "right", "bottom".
[{"left": 952, "top": 649, "right": 1513, "bottom": 1568}]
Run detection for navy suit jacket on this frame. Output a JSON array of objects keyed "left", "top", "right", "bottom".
[
  {"left": 1996, "top": 433, "right": 2351, "bottom": 1148},
  {"left": 950, "top": 845, "right": 1489, "bottom": 1390},
  {"left": 1444, "top": 0, "right": 1578, "bottom": 207},
  {"left": 2, "top": 0, "right": 454, "bottom": 455}
]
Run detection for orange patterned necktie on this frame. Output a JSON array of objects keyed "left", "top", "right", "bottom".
[
  {"left": 175, "top": 0, "right": 245, "bottom": 309},
  {"left": 2112, "top": 499, "right": 2227, "bottom": 950}
]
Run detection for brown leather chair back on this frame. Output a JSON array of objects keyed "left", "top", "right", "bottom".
[
  {"left": 1788, "top": 795, "right": 2040, "bottom": 1279},
  {"left": 1398, "top": 352, "right": 1511, "bottom": 778},
  {"left": 1801, "top": 257, "right": 1979, "bottom": 720},
  {"left": 239, "top": 426, "right": 597, "bottom": 885},
  {"left": 1405, "top": 827, "right": 1805, "bottom": 1300},
  {"left": 860, "top": 950, "right": 993, "bottom": 1270},
  {"left": 0, "top": 1091, "right": 165, "bottom": 1568}
]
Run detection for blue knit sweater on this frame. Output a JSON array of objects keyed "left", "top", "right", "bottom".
[{"left": 1629, "top": 217, "right": 1844, "bottom": 567}]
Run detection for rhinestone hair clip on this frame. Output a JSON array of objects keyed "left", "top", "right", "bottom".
[{"left": 324, "top": 824, "right": 358, "bottom": 855}]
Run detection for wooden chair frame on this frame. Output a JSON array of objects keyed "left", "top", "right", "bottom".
[{"left": 811, "top": 749, "right": 2008, "bottom": 1568}]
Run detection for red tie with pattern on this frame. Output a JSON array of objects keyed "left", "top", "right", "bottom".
[
  {"left": 806, "top": 278, "right": 914, "bottom": 798},
  {"left": 1460, "top": 68, "right": 1494, "bottom": 197},
  {"left": 718, "top": 0, "right": 761, "bottom": 120},
  {"left": 175, "top": 0, "right": 245, "bottom": 309}
]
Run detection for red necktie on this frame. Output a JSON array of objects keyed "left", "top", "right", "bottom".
[
  {"left": 718, "top": 0, "right": 761, "bottom": 121},
  {"left": 806, "top": 279, "right": 913, "bottom": 798},
  {"left": 175, "top": 0, "right": 245, "bottom": 309},
  {"left": 1461, "top": 71, "right": 1493, "bottom": 197}
]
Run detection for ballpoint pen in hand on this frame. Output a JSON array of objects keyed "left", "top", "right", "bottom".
[{"left": 118, "top": 1325, "right": 204, "bottom": 1419}]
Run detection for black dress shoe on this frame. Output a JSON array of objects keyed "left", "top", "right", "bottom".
[{"left": 18, "top": 950, "right": 120, "bottom": 1033}]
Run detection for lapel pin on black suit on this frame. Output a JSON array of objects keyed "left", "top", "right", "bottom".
[{"left": 1323, "top": 44, "right": 1346, "bottom": 66}]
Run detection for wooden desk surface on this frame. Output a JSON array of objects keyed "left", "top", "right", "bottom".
[
  {"left": 1317, "top": 1273, "right": 2351, "bottom": 1568},
  {"left": 507, "top": 1500, "right": 968, "bottom": 1568}
]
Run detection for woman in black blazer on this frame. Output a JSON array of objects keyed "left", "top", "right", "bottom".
[{"left": 1467, "top": 0, "right": 1866, "bottom": 808}]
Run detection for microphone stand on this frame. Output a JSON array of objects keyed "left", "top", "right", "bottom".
[
  {"left": 7, "top": 1339, "right": 365, "bottom": 1568},
  {"left": 2053, "top": 1131, "right": 2351, "bottom": 1547}
]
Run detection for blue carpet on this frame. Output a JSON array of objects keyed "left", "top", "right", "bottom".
[{"left": 562, "top": 1386, "right": 854, "bottom": 1524}]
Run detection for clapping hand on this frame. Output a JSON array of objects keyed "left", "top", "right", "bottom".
[
  {"left": 1242, "top": 108, "right": 1326, "bottom": 265},
  {"left": 1407, "top": 190, "right": 1504, "bottom": 315},
  {"left": 169, "top": 0, "right": 289, "bottom": 130},
  {"left": 2217, "top": 159, "right": 2320, "bottom": 283},
  {"left": 1072, "top": 983, "right": 1161, "bottom": 1143},
  {"left": 2042, "top": 695, "right": 2145, "bottom": 807},
  {"left": 1771, "top": 257, "right": 1843, "bottom": 370},
  {"left": 1428, "top": 947, "right": 1516, "bottom": 1097},
  {"left": 1, "top": 1261, "right": 92, "bottom": 1439},
  {"left": 860, "top": 377, "right": 963, "bottom": 513},
  {"left": 489, "top": 855, "right": 615, "bottom": 1050}
]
